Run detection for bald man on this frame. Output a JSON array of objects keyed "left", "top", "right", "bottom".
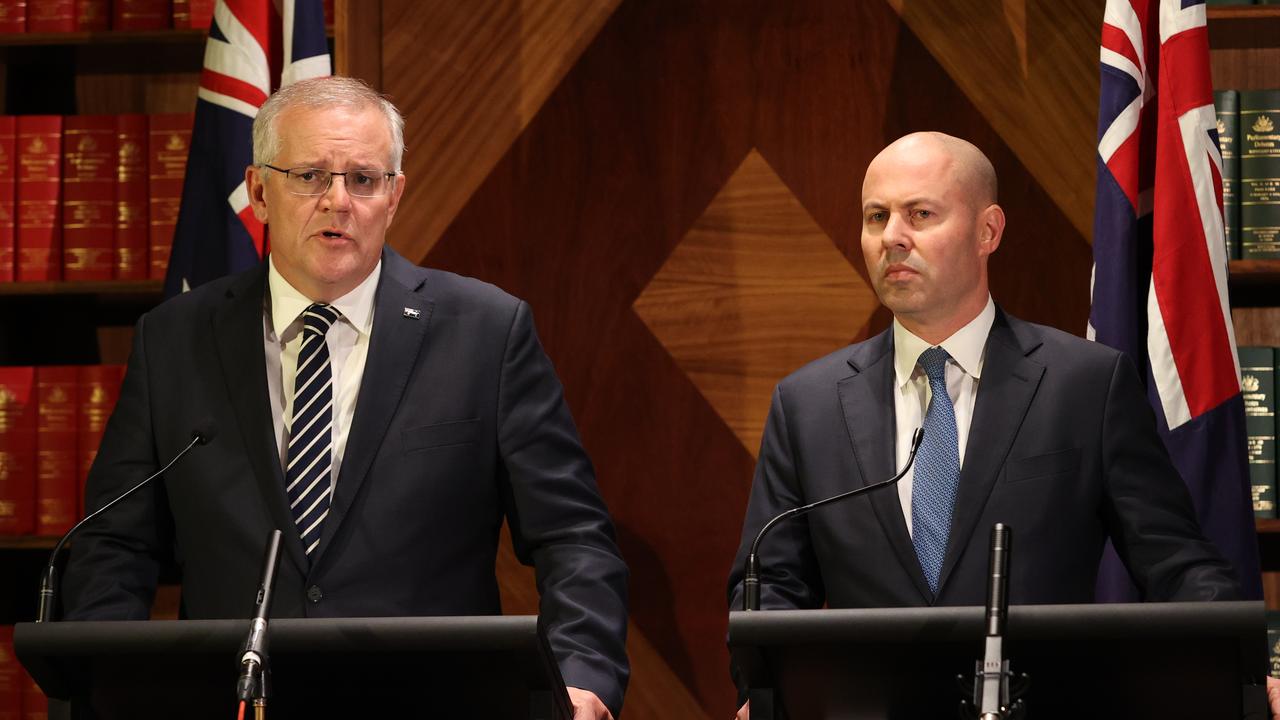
[{"left": 726, "top": 132, "right": 1239, "bottom": 710}]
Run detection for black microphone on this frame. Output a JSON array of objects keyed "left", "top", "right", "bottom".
[
  {"left": 977, "top": 523, "right": 1012, "bottom": 719},
  {"left": 236, "top": 529, "right": 283, "bottom": 706},
  {"left": 742, "top": 428, "right": 924, "bottom": 611},
  {"left": 36, "top": 420, "right": 218, "bottom": 623}
]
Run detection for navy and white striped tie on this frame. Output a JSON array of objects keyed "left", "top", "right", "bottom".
[
  {"left": 286, "top": 302, "right": 341, "bottom": 558},
  {"left": 912, "top": 346, "right": 960, "bottom": 595}
]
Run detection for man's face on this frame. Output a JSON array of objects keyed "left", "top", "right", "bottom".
[
  {"left": 246, "top": 104, "right": 405, "bottom": 302},
  {"left": 859, "top": 141, "right": 997, "bottom": 331}
]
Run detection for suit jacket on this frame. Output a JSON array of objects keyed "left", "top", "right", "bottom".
[
  {"left": 728, "top": 308, "right": 1239, "bottom": 612},
  {"left": 65, "top": 247, "right": 630, "bottom": 715}
]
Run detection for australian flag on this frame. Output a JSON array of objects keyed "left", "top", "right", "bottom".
[
  {"left": 1089, "top": 0, "right": 1262, "bottom": 600},
  {"left": 164, "top": 0, "right": 331, "bottom": 297}
]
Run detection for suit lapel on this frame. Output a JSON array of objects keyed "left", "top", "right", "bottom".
[
  {"left": 211, "top": 264, "right": 309, "bottom": 574},
  {"left": 837, "top": 330, "right": 934, "bottom": 602},
  {"left": 310, "top": 249, "right": 433, "bottom": 568},
  {"left": 936, "top": 309, "right": 1044, "bottom": 592}
]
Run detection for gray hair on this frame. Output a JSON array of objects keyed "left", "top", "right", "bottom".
[{"left": 252, "top": 75, "right": 405, "bottom": 169}]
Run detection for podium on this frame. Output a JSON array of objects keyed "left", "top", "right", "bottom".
[
  {"left": 14, "top": 615, "right": 572, "bottom": 719},
  {"left": 730, "top": 601, "right": 1269, "bottom": 720}
]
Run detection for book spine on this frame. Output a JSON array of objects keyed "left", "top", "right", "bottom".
[
  {"left": 26, "top": 0, "right": 72, "bottom": 32},
  {"left": 148, "top": 113, "right": 192, "bottom": 281},
  {"left": 172, "top": 0, "right": 189, "bottom": 28},
  {"left": 116, "top": 114, "right": 149, "bottom": 280},
  {"left": 77, "top": 364, "right": 121, "bottom": 518},
  {"left": 36, "top": 366, "right": 77, "bottom": 536},
  {"left": 0, "top": 2, "right": 25, "bottom": 34},
  {"left": 16, "top": 116, "right": 62, "bottom": 281},
  {"left": 0, "top": 367, "right": 36, "bottom": 536},
  {"left": 74, "top": 0, "right": 108, "bottom": 31},
  {"left": 62, "top": 115, "right": 116, "bottom": 281},
  {"left": 189, "top": 0, "right": 214, "bottom": 29},
  {"left": 1240, "top": 89, "right": 1280, "bottom": 260},
  {"left": 0, "top": 117, "right": 15, "bottom": 282},
  {"left": 0, "top": 626, "right": 18, "bottom": 720},
  {"left": 113, "top": 0, "right": 171, "bottom": 30},
  {"left": 1215, "top": 90, "right": 1241, "bottom": 260},
  {"left": 1242, "top": 346, "right": 1277, "bottom": 519}
]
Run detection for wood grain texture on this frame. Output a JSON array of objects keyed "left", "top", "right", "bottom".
[
  {"left": 335, "top": 0, "right": 381, "bottom": 88},
  {"left": 633, "top": 149, "right": 877, "bottom": 457},
  {"left": 379, "top": 0, "right": 620, "bottom": 258},
  {"left": 886, "top": 0, "right": 1102, "bottom": 240}
]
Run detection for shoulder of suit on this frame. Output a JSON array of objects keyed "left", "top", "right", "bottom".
[
  {"left": 1002, "top": 314, "right": 1121, "bottom": 365},
  {"left": 416, "top": 268, "right": 523, "bottom": 312},
  {"left": 141, "top": 267, "right": 253, "bottom": 325},
  {"left": 777, "top": 328, "right": 890, "bottom": 391}
]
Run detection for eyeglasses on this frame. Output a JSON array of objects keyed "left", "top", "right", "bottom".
[{"left": 262, "top": 165, "right": 399, "bottom": 197}]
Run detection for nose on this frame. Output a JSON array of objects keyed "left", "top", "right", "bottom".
[
  {"left": 881, "top": 211, "right": 912, "bottom": 251},
  {"left": 318, "top": 173, "right": 353, "bottom": 212}
]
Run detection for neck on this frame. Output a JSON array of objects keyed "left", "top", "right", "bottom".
[{"left": 897, "top": 294, "right": 989, "bottom": 346}]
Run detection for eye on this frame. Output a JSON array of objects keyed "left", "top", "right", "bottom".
[
  {"left": 351, "top": 171, "right": 377, "bottom": 186},
  {"left": 913, "top": 209, "right": 933, "bottom": 220},
  {"left": 866, "top": 210, "right": 887, "bottom": 224},
  {"left": 294, "top": 169, "right": 320, "bottom": 183}
]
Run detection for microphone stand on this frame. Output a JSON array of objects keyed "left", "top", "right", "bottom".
[
  {"left": 236, "top": 530, "right": 283, "bottom": 720},
  {"left": 960, "top": 523, "right": 1027, "bottom": 719},
  {"left": 743, "top": 428, "right": 924, "bottom": 611}
]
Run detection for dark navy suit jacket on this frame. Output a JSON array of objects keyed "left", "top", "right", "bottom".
[
  {"left": 728, "top": 308, "right": 1238, "bottom": 613},
  {"left": 65, "top": 247, "right": 630, "bottom": 715}
]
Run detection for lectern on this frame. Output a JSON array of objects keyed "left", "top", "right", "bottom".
[
  {"left": 730, "top": 601, "right": 1269, "bottom": 720},
  {"left": 15, "top": 615, "right": 572, "bottom": 719}
]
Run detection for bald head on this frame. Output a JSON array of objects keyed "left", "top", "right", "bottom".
[{"left": 866, "top": 132, "right": 997, "bottom": 209}]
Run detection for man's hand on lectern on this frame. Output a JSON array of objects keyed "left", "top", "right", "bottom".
[
  {"left": 1267, "top": 676, "right": 1280, "bottom": 717},
  {"left": 568, "top": 687, "right": 614, "bottom": 720}
]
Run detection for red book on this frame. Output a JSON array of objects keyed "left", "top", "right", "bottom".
[
  {"left": 115, "top": 114, "right": 148, "bottom": 280},
  {"left": 173, "top": 0, "right": 213, "bottom": 29},
  {"left": 19, "top": 670, "right": 43, "bottom": 720},
  {"left": 62, "top": 115, "right": 116, "bottom": 281},
  {"left": 77, "top": 364, "right": 122, "bottom": 517},
  {"left": 36, "top": 366, "right": 77, "bottom": 536},
  {"left": 75, "top": 0, "right": 108, "bottom": 30},
  {"left": 148, "top": 113, "right": 192, "bottom": 280},
  {"left": 16, "top": 116, "right": 62, "bottom": 282},
  {"left": 0, "top": 117, "right": 15, "bottom": 282},
  {"left": 26, "top": 0, "right": 71, "bottom": 32},
  {"left": 0, "top": 2, "right": 25, "bottom": 33},
  {"left": 0, "top": 368, "right": 36, "bottom": 536},
  {"left": 114, "top": 0, "right": 170, "bottom": 30},
  {"left": 0, "top": 626, "right": 19, "bottom": 720}
]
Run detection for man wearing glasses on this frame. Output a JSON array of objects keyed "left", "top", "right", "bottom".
[{"left": 64, "top": 76, "right": 628, "bottom": 720}]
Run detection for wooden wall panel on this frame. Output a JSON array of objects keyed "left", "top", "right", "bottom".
[{"left": 384, "top": 0, "right": 1093, "bottom": 716}]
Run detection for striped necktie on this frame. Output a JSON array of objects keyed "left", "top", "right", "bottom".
[
  {"left": 286, "top": 302, "right": 340, "bottom": 558},
  {"left": 912, "top": 346, "right": 960, "bottom": 595}
]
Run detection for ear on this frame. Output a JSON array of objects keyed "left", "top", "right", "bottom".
[
  {"left": 384, "top": 171, "right": 407, "bottom": 225},
  {"left": 246, "top": 164, "right": 270, "bottom": 223},
  {"left": 977, "top": 203, "right": 1005, "bottom": 258}
]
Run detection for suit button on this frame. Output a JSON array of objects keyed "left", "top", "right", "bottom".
[{"left": 307, "top": 585, "right": 323, "bottom": 603}]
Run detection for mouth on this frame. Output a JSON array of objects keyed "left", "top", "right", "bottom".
[
  {"left": 316, "top": 229, "right": 351, "bottom": 241},
  {"left": 883, "top": 263, "right": 919, "bottom": 281}
]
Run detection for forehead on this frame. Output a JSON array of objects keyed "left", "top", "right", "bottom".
[
  {"left": 274, "top": 104, "right": 392, "bottom": 164},
  {"left": 861, "top": 146, "right": 961, "bottom": 206}
]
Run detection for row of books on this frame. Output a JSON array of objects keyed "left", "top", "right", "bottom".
[
  {"left": 1214, "top": 89, "right": 1280, "bottom": 261},
  {"left": 1245, "top": 347, "right": 1278, "bottom": 518},
  {"left": 0, "top": 0, "right": 334, "bottom": 33},
  {"left": 0, "top": 626, "right": 45, "bottom": 720},
  {"left": 0, "top": 365, "right": 123, "bottom": 537},
  {"left": 0, "top": 113, "right": 193, "bottom": 284}
]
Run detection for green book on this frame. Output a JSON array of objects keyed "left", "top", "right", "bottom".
[
  {"left": 1268, "top": 612, "right": 1280, "bottom": 678},
  {"left": 1240, "top": 90, "right": 1280, "bottom": 259},
  {"left": 1216, "top": 90, "right": 1241, "bottom": 260},
  {"left": 1242, "top": 346, "right": 1277, "bottom": 519}
]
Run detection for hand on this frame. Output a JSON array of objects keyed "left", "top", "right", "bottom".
[
  {"left": 567, "top": 687, "right": 613, "bottom": 720},
  {"left": 736, "top": 699, "right": 749, "bottom": 720},
  {"left": 1268, "top": 676, "right": 1280, "bottom": 718}
]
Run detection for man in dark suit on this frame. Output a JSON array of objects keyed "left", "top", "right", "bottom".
[
  {"left": 64, "top": 76, "right": 627, "bottom": 719},
  {"left": 727, "top": 132, "right": 1244, "bottom": 717}
]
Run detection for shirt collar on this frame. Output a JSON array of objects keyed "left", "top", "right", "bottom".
[
  {"left": 892, "top": 296, "right": 996, "bottom": 388},
  {"left": 267, "top": 256, "right": 381, "bottom": 339}
]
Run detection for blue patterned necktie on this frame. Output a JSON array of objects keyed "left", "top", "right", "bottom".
[
  {"left": 286, "top": 302, "right": 341, "bottom": 558},
  {"left": 912, "top": 346, "right": 960, "bottom": 595}
]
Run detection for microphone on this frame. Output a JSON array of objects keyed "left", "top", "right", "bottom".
[
  {"left": 742, "top": 427, "right": 924, "bottom": 611},
  {"left": 36, "top": 420, "right": 218, "bottom": 623},
  {"left": 977, "top": 523, "right": 1012, "bottom": 719},
  {"left": 235, "top": 529, "right": 283, "bottom": 708}
]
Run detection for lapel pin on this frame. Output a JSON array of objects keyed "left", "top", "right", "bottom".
[{"left": 403, "top": 307, "right": 421, "bottom": 319}]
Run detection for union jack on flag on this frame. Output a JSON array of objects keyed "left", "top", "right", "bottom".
[
  {"left": 1089, "top": 0, "right": 1261, "bottom": 599},
  {"left": 164, "top": 0, "right": 331, "bottom": 297}
]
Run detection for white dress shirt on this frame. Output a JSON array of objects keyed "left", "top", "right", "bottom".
[
  {"left": 892, "top": 296, "right": 995, "bottom": 535},
  {"left": 263, "top": 257, "right": 380, "bottom": 495}
]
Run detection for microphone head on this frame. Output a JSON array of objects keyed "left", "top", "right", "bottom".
[
  {"left": 192, "top": 418, "right": 218, "bottom": 446},
  {"left": 910, "top": 427, "right": 925, "bottom": 452}
]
